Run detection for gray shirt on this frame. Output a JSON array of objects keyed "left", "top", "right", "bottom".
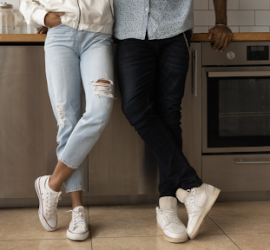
[{"left": 113, "top": 0, "right": 194, "bottom": 40}]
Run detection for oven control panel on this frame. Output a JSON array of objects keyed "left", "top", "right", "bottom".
[
  {"left": 247, "top": 46, "right": 269, "bottom": 61},
  {"left": 202, "top": 42, "right": 270, "bottom": 66},
  {"left": 227, "top": 51, "right": 235, "bottom": 60}
]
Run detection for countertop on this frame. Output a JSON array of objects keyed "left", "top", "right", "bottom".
[{"left": 1, "top": 33, "right": 270, "bottom": 43}]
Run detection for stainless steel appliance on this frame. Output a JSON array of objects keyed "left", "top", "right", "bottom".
[
  {"left": 201, "top": 42, "right": 270, "bottom": 154},
  {"left": 193, "top": 42, "right": 270, "bottom": 198}
]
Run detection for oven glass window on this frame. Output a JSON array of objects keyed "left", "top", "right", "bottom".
[{"left": 208, "top": 77, "right": 270, "bottom": 147}]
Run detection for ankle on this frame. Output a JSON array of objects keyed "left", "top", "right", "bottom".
[
  {"left": 72, "top": 203, "right": 84, "bottom": 210},
  {"left": 48, "top": 177, "right": 62, "bottom": 192}
]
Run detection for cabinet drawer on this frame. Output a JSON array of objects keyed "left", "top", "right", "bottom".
[{"left": 202, "top": 154, "right": 270, "bottom": 192}]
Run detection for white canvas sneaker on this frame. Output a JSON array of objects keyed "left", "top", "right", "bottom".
[
  {"left": 176, "top": 183, "right": 220, "bottom": 240},
  {"left": 156, "top": 197, "right": 188, "bottom": 243},
  {"left": 67, "top": 206, "right": 89, "bottom": 241},
  {"left": 34, "top": 175, "right": 62, "bottom": 232}
]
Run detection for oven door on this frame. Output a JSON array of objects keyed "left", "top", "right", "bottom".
[{"left": 202, "top": 66, "right": 270, "bottom": 153}]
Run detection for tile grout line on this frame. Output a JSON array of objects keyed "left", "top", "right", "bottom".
[
  {"left": 87, "top": 206, "right": 94, "bottom": 250},
  {"left": 208, "top": 216, "right": 241, "bottom": 250},
  {"left": 2, "top": 231, "right": 269, "bottom": 242},
  {"left": 0, "top": 238, "right": 67, "bottom": 242}
]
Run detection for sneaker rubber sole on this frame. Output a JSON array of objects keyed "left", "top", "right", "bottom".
[
  {"left": 157, "top": 222, "right": 188, "bottom": 243},
  {"left": 67, "top": 229, "right": 90, "bottom": 241},
  {"left": 188, "top": 187, "right": 220, "bottom": 240},
  {"left": 35, "top": 177, "right": 57, "bottom": 232}
]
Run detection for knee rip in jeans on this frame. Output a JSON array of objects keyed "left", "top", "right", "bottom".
[
  {"left": 91, "top": 73, "right": 114, "bottom": 99},
  {"left": 57, "top": 101, "right": 65, "bottom": 127}
]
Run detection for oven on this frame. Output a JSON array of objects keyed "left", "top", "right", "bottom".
[{"left": 201, "top": 42, "right": 270, "bottom": 154}]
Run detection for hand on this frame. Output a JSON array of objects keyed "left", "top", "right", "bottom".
[
  {"left": 44, "top": 12, "right": 65, "bottom": 28},
  {"left": 36, "top": 27, "right": 48, "bottom": 34},
  {"left": 208, "top": 25, "right": 233, "bottom": 52}
]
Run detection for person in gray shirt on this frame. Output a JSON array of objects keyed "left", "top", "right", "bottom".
[{"left": 114, "top": 0, "right": 232, "bottom": 243}]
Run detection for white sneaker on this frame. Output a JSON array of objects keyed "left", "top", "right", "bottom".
[
  {"left": 67, "top": 206, "right": 89, "bottom": 241},
  {"left": 34, "top": 175, "right": 62, "bottom": 232},
  {"left": 176, "top": 183, "right": 220, "bottom": 240},
  {"left": 156, "top": 197, "right": 188, "bottom": 243}
]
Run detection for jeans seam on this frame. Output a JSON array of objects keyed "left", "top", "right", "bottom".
[{"left": 183, "top": 32, "right": 190, "bottom": 54}]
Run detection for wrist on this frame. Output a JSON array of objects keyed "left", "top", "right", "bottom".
[
  {"left": 215, "top": 24, "right": 229, "bottom": 28},
  {"left": 44, "top": 13, "right": 49, "bottom": 27}
]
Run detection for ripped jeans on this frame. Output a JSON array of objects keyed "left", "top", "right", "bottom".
[{"left": 45, "top": 24, "right": 114, "bottom": 193}]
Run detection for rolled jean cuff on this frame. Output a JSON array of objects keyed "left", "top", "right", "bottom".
[
  {"left": 182, "top": 179, "right": 203, "bottom": 191},
  {"left": 59, "top": 156, "right": 80, "bottom": 170},
  {"left": 160, "top": 194, "right": 176, "bottom": 198},
  {"left": 65, "top": 187, "right": 84, "bottom": 193}
]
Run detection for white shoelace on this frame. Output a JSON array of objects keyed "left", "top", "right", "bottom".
[
  {"left": 185, "top": 189, "right": 196, "bottom": 214},
  {"left": 43, "top": 191, "right": 62, "bottom": 219},
  {"left": 67, "top": 209, "right": 87, "bottom": 230},
  {"left": 161, "top": 209, "right": 182, "bottom": 227}
]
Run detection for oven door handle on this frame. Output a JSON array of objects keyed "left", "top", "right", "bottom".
[
  {"left": 209, "top": 71, "right": 270, "bottom": 78},
  {"left": 192, "top": 49, "right": 198, "bottom": 97},
  {"left": 236, "top": 161, "right": 270, "bottom": 164}
]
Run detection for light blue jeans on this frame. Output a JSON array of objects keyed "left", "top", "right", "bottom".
[{"left": 45, "top": 24, "right": 114, "bottom": 193}]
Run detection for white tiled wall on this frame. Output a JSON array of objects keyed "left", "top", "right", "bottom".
[
  {"left": 7, "top": 0, "right": 270, "bottom": 33},
  {"left": 194, "top": 0, "right": 270, "bottom": 33}
]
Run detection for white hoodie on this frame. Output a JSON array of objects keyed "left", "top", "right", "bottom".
[{"left": 20, "top": 0, "right": 114, "bottom": 34}]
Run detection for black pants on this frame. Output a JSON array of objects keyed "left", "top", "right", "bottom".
[{"left": 116, "top": 31, "right": 202, "bottom": 197}]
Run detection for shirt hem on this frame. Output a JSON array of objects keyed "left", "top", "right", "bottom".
[{"left": 114, "top": 26, "right": 194, "bottom": 41}]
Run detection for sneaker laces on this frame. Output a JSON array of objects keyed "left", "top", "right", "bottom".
[
  {"left": 44, "top": 191, "right": 61, "bottom": 219},
  {"left": 67, "top": 208, "right": 87, "bottom": 230},
  {"left": 185, "top": 189, "right": 196, "bottom": 214},
  {"left": 161, "top": 209, "right": 182, "bottom": 227}
]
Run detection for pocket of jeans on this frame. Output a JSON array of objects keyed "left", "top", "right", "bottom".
[
  {"left": 183, "top": 30, "right": 191, "bottom": 53},
  {"left": 45, "top": 24, "right": 70, "bottom": 45},
  {"left": 49, "top": 23, "right": 64, "bottom": 30}
]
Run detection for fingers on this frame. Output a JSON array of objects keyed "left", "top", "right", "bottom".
[
  {"left": 56, "top": 12, "right": 65, "bottom": 16},
  {"left": 208, "top": 29, "right": 214, "bottom": 40},
  {"left": 220, "top": 37, "right": 229, "bottom": 52},
  {"left": 40, "top": 28, "right": 48, "bottom": 34},
  {"left": 36, "top": 27, "right": 48, "bottom": 34},
  {"left": 210, "top": 26, "right": 233, "bottom": 52},
  {"left": 213, "top": 33, "right": 222, "bottom": 51},
  {"left": 36, "top": 28, "right": 44, "bottom": 34},
  {"left": 216, "top": 33, "right": 227, "bottom": 51},
  {"left": 229, "top": 32, "right": 233, "bottom": 43}
]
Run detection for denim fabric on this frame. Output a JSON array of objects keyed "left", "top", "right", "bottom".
[
  {"left": 113, "top": 0, "right": 194, "bottom": 40},
  {"left": 45, "top": 24, "right": 114, "bottom": 193},
  {"left": 117, "top": 31, "right": 202, "bottom": 197}
]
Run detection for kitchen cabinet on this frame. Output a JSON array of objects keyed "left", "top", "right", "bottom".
[
  {"left": 0, "top": 45, "right": 159, "bottom": 207},
  {"left": 0, "top": 46, "right": 58, "bottom": 198},
  {"left": 181, "top": 43, "right": 202, "bottom": 178},
  {"left": 202, "top": 154, "right": 270, "bottom": 192}
]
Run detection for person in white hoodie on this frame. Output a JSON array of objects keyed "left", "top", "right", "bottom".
[{"left": 20, "top": 0, "right": 115, "bottom": 241}]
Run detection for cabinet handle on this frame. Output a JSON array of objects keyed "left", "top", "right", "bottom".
[
  {"left": 236, "top": 161, "right": 270, "bottom": 164},
  {"left": 209, "top": 71, "right": 270, "bottom": 78},
  {"left": 192, "top": 49, "right": 198, "bottom": 97}
]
